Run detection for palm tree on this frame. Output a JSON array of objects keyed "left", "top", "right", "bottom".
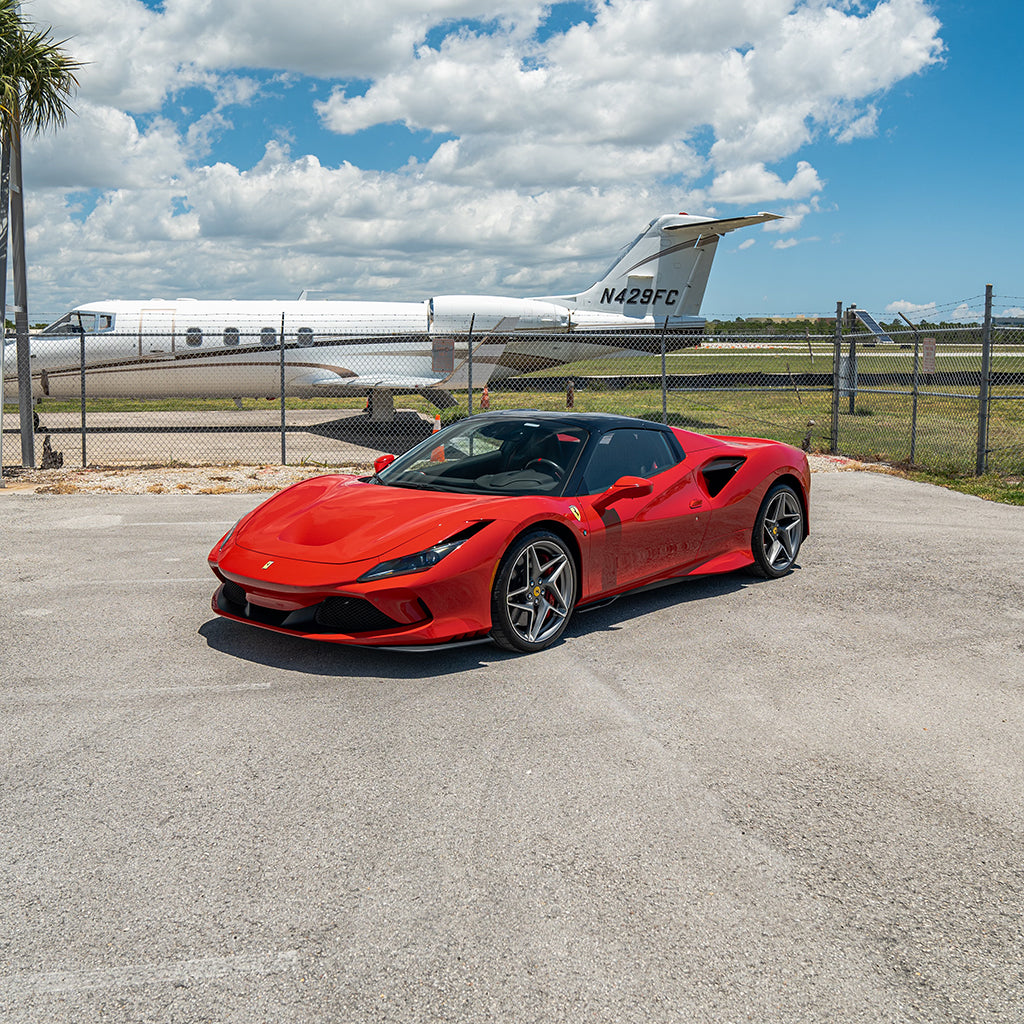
[{"left": 0, "top": 0, "right": 81, "bottom": 467}]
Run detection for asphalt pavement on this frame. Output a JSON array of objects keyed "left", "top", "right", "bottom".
[{"left": 1, "top": 471, "right": 1022, "bottom": 1023}]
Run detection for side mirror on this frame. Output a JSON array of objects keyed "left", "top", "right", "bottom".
[
  {"left": 374, "top": 453, "right": 396, "bottom": 474},
  {"left": 593, "top": 475, "right": 653, "bottom": 514}
]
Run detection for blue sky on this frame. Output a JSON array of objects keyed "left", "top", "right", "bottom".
[{"left": 14, "top": 0, "right": 1024, "bottom": 324}]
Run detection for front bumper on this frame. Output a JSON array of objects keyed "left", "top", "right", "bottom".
[{"left": 209, "top": 543, "right": 498, "bottom": 647}]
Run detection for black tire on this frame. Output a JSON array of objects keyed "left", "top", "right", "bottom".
[
  {"left": 490, "top": 530, "right": 577, "bottom": 652},
  {"left": 750, "top": 482, "right": 804, "bottom": 578}
]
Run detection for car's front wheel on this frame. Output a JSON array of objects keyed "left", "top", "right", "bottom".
[
  {"left": 750, "top": 482, "right": 804, "bottom": 578},
  {"left": 490, "top": 530, "right": 577, "bottom": 652}
]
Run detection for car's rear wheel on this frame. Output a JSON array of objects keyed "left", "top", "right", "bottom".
[
  {"left": 750, "top": 482, "right": 804, "bottom": 578},
  {"left": 490, "top": 531, "right": 576, "bottom": 652}
]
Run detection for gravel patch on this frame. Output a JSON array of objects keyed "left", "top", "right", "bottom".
[{"left": 0, "top": 463, "right": 364, "bottom": 495}]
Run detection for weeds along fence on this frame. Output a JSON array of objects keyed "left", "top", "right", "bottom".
[{"left": 2, "top": 296, "right": 1022, "bottom": 477}]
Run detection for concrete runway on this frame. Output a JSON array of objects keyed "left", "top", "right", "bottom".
[{"left": 1, "top": 472, "right": 1022, "bottom": 1023}]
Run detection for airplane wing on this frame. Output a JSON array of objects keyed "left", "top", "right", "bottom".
[
  {"left": 302, "top": 316, "right": 518, "bottom": 394},
  {"left": 437, "top": 316, "right": 518, "bottom": 388},
  {"left": 297, "top": 373, "right": 441, "bottom": 395}
]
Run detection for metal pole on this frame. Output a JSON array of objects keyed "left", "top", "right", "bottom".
[
  {"left": 0, "top": 138, "right": 9, "bottom": 487},
  {"left": 847, "top": 330, "right": 857, "bottom": 415},
  {"left": 10, "top": 99, "right": 34, "bottom": 467},
  {"left": 279, "top": 313, "right": 286, "bottom": 465},
  {"left": 466, "top": 314, "right": 475, "bottom": 415},
  {"left": 661, "top": 317, "right": 669, "bottom": 424},
  {"left": 976, "top": 284, "right": 993, "bottom": 476},
  {"left": 831, "top": 302, "right": 842, "bottom": 453},
  {"left": 77, "top": 317, "right": 86, "bottom": 467},
  {"left": 899, "top": 312, "right": 920, "bottom": 464}
]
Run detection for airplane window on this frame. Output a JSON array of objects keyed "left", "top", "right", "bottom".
[
  {"left": 223, "top": 327, "right": 240, "bottom": 347},
  {"left": 186, "top": 327, "right": 203, "bottom": 347},
  {"left": 297, "top": 327, "right": 314, "bottom": 343},
  {"left": 260, "top": 327, "right": 277, "bottom": 346},
  {"left": 98, "top": 315, "right": 113, "bottom": 331}
]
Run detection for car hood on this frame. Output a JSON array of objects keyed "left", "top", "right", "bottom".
[{"left": 235, "top": 475, "right": 500, "bottom": 566}]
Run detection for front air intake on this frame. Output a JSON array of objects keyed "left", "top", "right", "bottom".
[{"left": 314, "top": 597, "right": 403, "bottom": 633}]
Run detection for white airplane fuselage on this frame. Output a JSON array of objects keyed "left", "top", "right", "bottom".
[{"left": 2, "top": 212, "right": 779, "bottom": 401}]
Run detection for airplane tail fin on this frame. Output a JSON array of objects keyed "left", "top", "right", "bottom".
[{"left": 535, "top": 212, "right": 780, "bottom": 322}]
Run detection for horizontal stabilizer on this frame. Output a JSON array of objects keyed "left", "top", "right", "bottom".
[{"left": 663, "top": 213, "right": 782, "bottom": 236}]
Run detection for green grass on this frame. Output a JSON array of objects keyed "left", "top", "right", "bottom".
[
  {"left": 522, "top": 347, "right": 1024, "bottom": 379},
  {"left": 900, "top": 470, "right": 1024, "bottom": 505},
  {"left": 7, "top": 343, "right": 1022, "bottom": 500}
]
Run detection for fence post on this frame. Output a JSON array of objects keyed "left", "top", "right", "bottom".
[
  {"left": 976, "top": 284, "right": 993, "bottom": 475},
  {"left": 280, "top": 313, "right": 287, "bottom": 465},
  {"left": 467, "top": 315, "right": 475, "bottom": 415},
  {"left": 847, "top": 331, "right": 857, "bottom": 415},
  {"left": 77, "top": 318, "right": 87, "bottom": 468},
  {"left": 831, "top": 301, "right": 842, "bottom": 453},
  {"left": 661, "top": 317, "right": 669, "bottom": 424},
  {"left": 898, "top": 312, "right": 920, "bottom": 464}
]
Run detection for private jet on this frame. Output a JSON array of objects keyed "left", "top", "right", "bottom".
[{"left": 3, "top": 212, "right": 778, "bottom": 416}]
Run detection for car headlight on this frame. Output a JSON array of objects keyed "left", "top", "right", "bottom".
[
  {"left": 216, "top": 519, "right": 241, "bottom": 554},
  {"left": 358, "top": 537, "right": 468, "bottom": 582}
]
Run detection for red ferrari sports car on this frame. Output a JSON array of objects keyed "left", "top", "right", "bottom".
[{"left": 209, "top": 411, "right": 809, "bottom": 652}]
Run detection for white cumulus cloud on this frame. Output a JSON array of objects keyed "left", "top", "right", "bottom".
[{"left": 17, "top": 0, "right": 944, "bottom": 314}]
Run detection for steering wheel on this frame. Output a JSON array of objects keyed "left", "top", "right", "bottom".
[{"left": 527, "top": 458, "right": 564, "bottom": 480}]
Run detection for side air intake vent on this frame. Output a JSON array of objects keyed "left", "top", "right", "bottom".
[{"left": 700, "top": 457, "right": 746, "bottom": 498}]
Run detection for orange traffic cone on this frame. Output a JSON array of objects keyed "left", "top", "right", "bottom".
[
  {"left": 433, "top": 413, "right": 441, "bottom": 433},
  {"left": 481, "top": 385, "right": 490, "bottom": 410}
]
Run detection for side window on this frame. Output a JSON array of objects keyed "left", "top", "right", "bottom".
[
  {"left": 223, "top": 327, "right": 240, "bottom": 347},
  {"left": 260, "top": 327, "right": 277, "bottom": 346},
  {"left": 297, "top": 327, "right": 314, "bottom": 344},
  {"left": 580, "top": 429, "right": 679, "bottom": 494},
  {"left": 185, "top": 327, "right": 202, "bottom": 347}
]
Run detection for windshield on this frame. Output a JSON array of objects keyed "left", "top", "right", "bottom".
[
  {"left": 377, "top": 417, "right": 589, "bottom": 496},
  {"left": 40, "top": 311, "right": 114, "bottom": 334}
]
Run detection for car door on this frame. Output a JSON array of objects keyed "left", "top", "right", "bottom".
[{"left": 576, "top": 427, "right": 710, "bottom": 597}]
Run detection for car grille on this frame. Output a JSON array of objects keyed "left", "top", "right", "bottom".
[
  {"left": 314, "top": 597, "right": 403, "bottom": 633},
  {"left": 218, "top": 583, "right": 416, "bottom": 635}
]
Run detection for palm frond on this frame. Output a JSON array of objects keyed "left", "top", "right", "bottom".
[{"left": 0, "top": 2, "right": 82, "bottom": 139}]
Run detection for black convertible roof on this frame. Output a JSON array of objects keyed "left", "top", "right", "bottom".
[{"left": 467, "top": 409, "right": 673, "bottom": 434}]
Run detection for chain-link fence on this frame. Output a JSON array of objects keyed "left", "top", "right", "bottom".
[
  {"left": 823, "top": 322, "right": 1024, "bottom": 475},
  {"left": 3, "top": 297, "right": 1022, "bottom": 478}
]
